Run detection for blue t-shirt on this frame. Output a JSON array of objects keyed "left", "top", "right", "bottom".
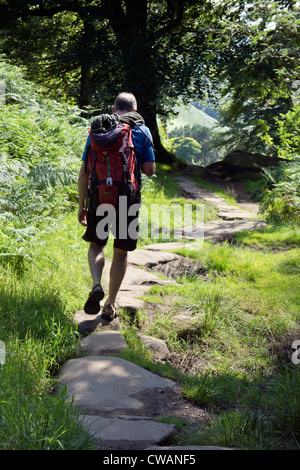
[{"left": 82, "top": 124, "right": 155, "bottom": 165}]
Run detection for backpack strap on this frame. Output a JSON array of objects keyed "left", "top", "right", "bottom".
[
  {"left": 119, "top": 115, "right": 155, "bottom": 150},
  {"left": 88, "top": 147, "right": 100, "bottom": 208}
]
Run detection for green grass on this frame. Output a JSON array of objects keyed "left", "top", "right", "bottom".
[
  {"left": 137, "top": 163, "right": 218, "bottom": 247},
  {"left": 0, "top": 213, "right": 97, "bottom": 449},
  {"left": 125, "top": 223, "right": 300, "bottom": 449},
  {"left": 235, "top": 224, "right": 300, "bottom": 249},
  {"left": 191, "top": 172, "right": 241, "bottom": 207}
]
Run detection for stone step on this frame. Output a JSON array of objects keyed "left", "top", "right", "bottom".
[
  {"left": 73, "top": 310, "right": 122, "bottom": 336},
  {"left": 79, "top": 415, "right": 177, "bottom": 450},
  {"left": 180, "top": 220, "right": 267, "bottom": 241},
  {"left": 176, "top": 175, "right": 259, "bottom": 219},
  {"left": 143, "top": 242, "right": 189, "bottom": 251},
  {"left": 127, "top": 249, "right": 180, "bottom": 267},
  {"left": 57, "top": 355, "right": 176, "bottom": 414},
  {"left": 80, "top": 331, "right": 128, "bottom": 355},
  {"left": 59, "top": 330, "right": 233, "bottom": 450},
  {"left": 57, "top": 354, "right": 178, "bottom": 450},
  {"left": 80, "top": 330, "right": 169, "bottom": 361}
]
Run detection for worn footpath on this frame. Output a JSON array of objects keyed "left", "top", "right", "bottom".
[{"left": 57, "top": 175, "right": 266, "bottom": 450}]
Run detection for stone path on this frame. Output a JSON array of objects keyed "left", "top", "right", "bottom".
[{"left": 58, "top": 175, "right": 266, "bottom": 451}]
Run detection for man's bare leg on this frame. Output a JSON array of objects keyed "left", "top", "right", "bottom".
[
  {"left": 88, "top": 242, "right": 105, "bottom": 288},
  {"left": 84, "top": 242, "right": 105, "bottom": 315},
  {"left": 102, "top": 247, "right": 127, "bottom": 318}
]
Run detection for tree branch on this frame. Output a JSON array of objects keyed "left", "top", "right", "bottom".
[{"left": 0, "top": 1, "right": 108, "bottom": 24}]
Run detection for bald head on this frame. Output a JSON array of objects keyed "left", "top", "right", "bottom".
[{"left": 113, "top": 92, "right": 137, "bottom": 114}]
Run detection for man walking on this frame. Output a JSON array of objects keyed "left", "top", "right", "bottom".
[{"left": 78, "top": 92, "right": 155, "bottom": 321}]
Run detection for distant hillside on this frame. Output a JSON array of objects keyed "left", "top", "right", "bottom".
[
  {"left": 166, "top": 102, "right": 219, "bottom": 133},
  {"left": 191, "top": 101, "right": 220, "bottom": 121}
]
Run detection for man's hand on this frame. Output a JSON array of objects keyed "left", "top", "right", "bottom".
[
  {"left": 141, "top": 161, "right": 156, "bottom": 177},
  {"left": 78, "top": 207, "right": 87, "bottom": 226}
]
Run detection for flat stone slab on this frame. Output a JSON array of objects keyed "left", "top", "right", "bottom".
[
  {"left": 80, "top": 415, "right": 177, "bottom": 450},
  {"left": 115, "top": 294, "right": 145, "bottom": 313},
  {"left": 217, "top": 209, "right": 256, "bottom": 220},
  {"left": 77, "top": 262, "right": 173, "bottom": 320},
  {"left": 102, "top": 262, "right": 169, "bottom": 289},
  {"left": 176, "top": 176, "right": 219, "bottom": 199},
  {"left": 119, "top": 265, "right": 173, "bottom": 289},
  {"left": 180, "top": 220, "right": 267, "bottom": 240},
  {"left": 80, "top": 330, "right": 169, "bottom": 360},
  {"left": 58, "top": 355, "right": 176, "bottom": 413},
  {"left": 80, "top": 331, "right": 128, "bottom": 355},
  {"left": 115, "top": 264, "right": 173, "bottom": 313},
  {"left": 75, "top": 263, "right": 173, "bottom": 324},
  {"left": 127, "top": 249, "right": 180, "bottom": 267},
  {"left": 73, "top": 310, "right": 122, "bottom": 336},
  {"left": 176, "top": 175, "right": 258, "bottom": 219},
  {"left": 203, "top": 220, "right": 267, "bottom": 239},
  {"left": 143, "top": 242, "right": 189, "bottom": 251}
]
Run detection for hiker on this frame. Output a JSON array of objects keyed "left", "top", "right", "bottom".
[{"left": 78, "top": 92, "right": 156, "bottom": 321}]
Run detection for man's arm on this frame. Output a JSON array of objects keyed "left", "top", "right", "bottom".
[
  {"left": 141, "top": 161, "right": 156, "bottom": 177},
  {"left": 78, "top": 161, "right": 89, "bottom": 226}
]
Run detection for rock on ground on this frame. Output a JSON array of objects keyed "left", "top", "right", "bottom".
[{"left": 58, "top": 355, "right": 176, "bottom": 413}]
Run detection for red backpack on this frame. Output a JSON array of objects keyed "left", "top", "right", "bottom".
[{"left": 86, "top": 114, "right": 141, "bottom": 209}]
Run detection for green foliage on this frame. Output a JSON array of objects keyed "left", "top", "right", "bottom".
[
  {"left": 1, "top": 0, "right": 299, "bottom": 162},
  {"left": 169, "top": 136, "right": 202, "bottom": 164},
  {"left": 0, "top": 269, "right": 93, "bottom": 449},
  {"left": 0, "top": 66, "right": 96, "bottom": 450},
  {"left": 166, "top": 102, "right": 219, "bottom": 132},
  {"left": 211, "top": 0, "right": 300, "bottom": 155},
  {"left": 274, "top": 105, "right": 300, "bottom": 157},
  {"left": 187, "top": 366, "right": 300, "bottom": 450},
  {"left": 0, "top": 59, "right": 88, "bottom": 267},
  {"left": 168, "top": 122, "right": 224, "bottom": 166},
  {"left": 0, "top": 0, "right": 235, "bottom": 162},
  {"left": 183, "top": 371, "right": 246, "bottom": 409},
  {"left": 235, "top": 224, "right": 300, "bottom": 250},
  {"left": 259, "top": 158, "right": 300, "bottom": 224},
  {"left": 0, "top": 17, "right": 299, "bottom": 448}
]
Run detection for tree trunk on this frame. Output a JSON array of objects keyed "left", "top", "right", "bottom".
[
  {"left": 105, "top": 0, "right": 177, "bottom": 164},
  {"left": 79, "top": 16, "right": 93, "bottom": 111},
  {"left": 79, "top": 62, "right": 92, "bottom": 110},
  {"left": 142, "top": 107, "right": 177, "bottom": 164}
]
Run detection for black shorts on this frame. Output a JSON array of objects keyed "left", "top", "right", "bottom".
[{"left": 82, "top": 196, "right": 141, "bottom": 252}]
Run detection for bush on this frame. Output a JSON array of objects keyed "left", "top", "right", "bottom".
[
  {"left": 0, "top": 59, "right": 88, "bottom": 267},
  {"left": 259, "top": 158, "right": 300, "bottom": 224},
  {"left": 169, "top": 136, "right": 202, "bottom": 164}
]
